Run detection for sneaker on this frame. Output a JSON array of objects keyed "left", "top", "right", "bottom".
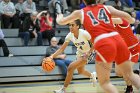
[
  {"left": 53, "top": 87, "right": 65, "bottom": 93},
  {"left": 125, "top": 86, "right": 134, "bottom": 93},
  {"left": 90, "top": 72, "right": 97, "bottom": 87},
  {"left": 8, "top": 53, "right": 14, "bottom": 57}
]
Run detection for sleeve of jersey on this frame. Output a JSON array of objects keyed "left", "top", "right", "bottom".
[
  {"left": 119, "top": 19, "right": 129, "bottom": 27},
  {"left": 65, "top": 33, "right": 71, "bottom": 42},
  {"left": 82, "top": 30, "right": 91, "bottom": 40}
]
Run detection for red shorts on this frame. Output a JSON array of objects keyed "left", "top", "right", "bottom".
[
  {"left": 129, "top": 44, "right": 140, "bottom": 63},
  {"left": 94, "top": 34, "right": 130, "bottom": 65}
]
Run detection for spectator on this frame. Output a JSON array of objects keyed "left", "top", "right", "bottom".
[
  {"left": 22, "top": 0, "right": 36, "bottom": 19},
  {"left": 19, "top": 11, "right": 42, "bottom": 46},
  {"left": 37, "top": 10, "right": 55, "bottom": 45},
  {"left": 0, "top": 29, "right": 13, "bottom": 57},
  {"left": 114, "top": 0, "right": 122, "bottom": 10},
  {"left": 47, "top": 0, "right": 70, "bottom": 14},
  {"left": 132, "top": 11, "right": 140, "bottom": 41},
  {"left": 79, "top": 0, "right": 86, "bottom": 9},
  {"left": 15, "top": 0, "right": 24, "bottom": 21},
  {"left": 70, "top": 0, "right": 80, "bottom": 11},
  {"left": 0, "top": 0, "right": 19, "bottom": 28},
  {"left": 45, "top": 37, "right": 72, "bottom": 78}
]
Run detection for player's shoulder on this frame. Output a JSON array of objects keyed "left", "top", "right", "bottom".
[
  {"left": 66, "top": 32, "right": 73, "bottom": 38},
  {"left": 79, "top": 29, "right": 89, "bottom": 34},
  {"left": 67, "top": 32, "right": 73, "bottom": 36},
  {"left": 79, "top": 29, "right": 86, "bottom": 33}
]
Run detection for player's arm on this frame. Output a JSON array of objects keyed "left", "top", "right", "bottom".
[
  {"left": 88, "top": 39, "right": 94, "bottom": 53},
  {"left": 83, "top": 30, "right": 94, "bottom": 54},
  {"left": 106, "top": 6, "right": 135, "bottom": 24},
  {"left": 56, "top": 10, "right": 82, "bottom": 25},
  {"left": 112, "top": 18, "right": 123, "bottom": 24},
  {"left": 50, "top": 42, "right": 69, "bottom": 58}
]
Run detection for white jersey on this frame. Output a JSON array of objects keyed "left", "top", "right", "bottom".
[{"left": 65, "top": 29, "right": 91, "bottom": 53}]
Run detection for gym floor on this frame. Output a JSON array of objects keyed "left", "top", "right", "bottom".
[{"left": 0, "top": 78, "right": 140, "bottom": 93}]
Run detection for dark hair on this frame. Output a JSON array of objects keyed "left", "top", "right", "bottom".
[
  {"left": 41, "top": 11, "right": 50, "bottom": 16},
  {"left": 75, "top": 19, "right": 81, "bottom": 28},
  {"left": 84, "top": 0, "right": 96, "bottom": 5}
]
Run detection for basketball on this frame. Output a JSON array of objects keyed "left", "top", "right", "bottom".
[{"left": 42, "top": 57, "right": 55, "bottom": 72}]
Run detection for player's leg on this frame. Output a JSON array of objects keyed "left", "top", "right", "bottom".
[
  {"left": 96, "top": 61, "right": 118, "bottom": 93},
  {"left": 94, "top": 36, "right": 119, "bottom": 93},
  {"left": 125, "top": 62, "right": 135, "bottom": 93},
  {"left": 117, "top": 60, "right": 140, "bottom": 89},
  {"left": 64, "top": 58, "right": 86, "bottom": 87},
  {"left": 54, "top": 58, "right": 86, "bottom": 93},
  {"left": 77, "top": 64, "right": 97, "bottom": 86},
  {"left": 77, "top": 61, "right": 91, "bottom": 77},
  {"left": 115, "top": 62, "right": 134, "bottom": 93}
]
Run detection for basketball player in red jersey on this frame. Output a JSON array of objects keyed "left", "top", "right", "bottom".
[
  {"left": 112, "top": 18, "right": 140, "bottom": 93},
  {"left": 56, "top": 0, "right": 140, "bottom": 93}
]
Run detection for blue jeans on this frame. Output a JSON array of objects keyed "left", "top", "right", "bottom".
[
  {"left": 54, "top": 59, "right": 72, "bottom": 78},
  {"left": 19, "top": 32, "right": 42, "bottom": 46},
  {"left": 37, "top": 30, "right": 55, "bottom": 45},
  {"left": 37, "top": 32, "right": 43, "bottom": 46},
  {"left": 19, "top": 32, "right": 30, "bottom": 46}
]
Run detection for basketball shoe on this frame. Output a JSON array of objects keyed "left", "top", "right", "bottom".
[
  {"left": 90, "top": 72, "right": 97, "bottom": 87},
  {"left": 53, "top": 86, "right": 66, "bottom": 93}
]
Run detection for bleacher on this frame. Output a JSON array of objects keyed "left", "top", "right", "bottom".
[
  {"left": 0, "top": 0, "right": 140, "bottom": 83},
  {"left": 0, "top": 25, "right": 97, "bottom": 83},
  {"left": 0, "top": 25, "right": 139, "bottom": 83}
]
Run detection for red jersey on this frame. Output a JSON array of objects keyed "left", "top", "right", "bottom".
[
  {"left": 82, "top": 4, "right": 116, "bottom": 42},
  {"left": 40, "top": 16, "right": 53, "bottom": 32},
  {"left": 115, "top": 19, "right": 139, "bottom": 48}
]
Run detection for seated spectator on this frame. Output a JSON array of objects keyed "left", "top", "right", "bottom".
[
  {"left": 0, "top": 29, "right": 13, "bottom": 57},
  {"left": 0, "top": 0, "right": 19, "bottom": 28},
  {"left": 70, "top": 0, "right": 80, "bottom": 11},
  {"left": 22, "top": 0, "right": 36, "bottom": 19},
  {"left": 19, "top": 11, "right": 42, "bottom": 46},
  {"left": 114, "top": 0, "right": 122, "bottom": 10},
  {"left": 45, "top": 37, "right": 72, "bottom": 78},
  {"left": 15, "top": 0, "right": 24, "bottom": 21},
  {"left": 47, "top": 0, "right": 70, "bottom": 14},
  {"left": 79, "top": 0, "right": 86, "bottom": 9},
  {"left": 131, "top": 11, "right": 140, "bottom": 34},
  {"left": 37, "top": 10, "right": 55, "bottom": 45}
]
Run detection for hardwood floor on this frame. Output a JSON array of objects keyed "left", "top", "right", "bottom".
[{"left": 0, "top": 78, "right": 139, "bottom": 93}]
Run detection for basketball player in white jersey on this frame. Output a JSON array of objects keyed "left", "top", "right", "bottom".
[{"left": 43, "top": 19, "right": 96, "bottom": 93}]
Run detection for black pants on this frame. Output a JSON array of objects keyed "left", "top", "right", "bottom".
[
  {"left": 0, "top": 39, "right": 10, "bottom": 56},
  {"left": 1, "top": 14, "right": 19, "bottom": 28},
  {"left": 38, "top": 30, "right": 55, "bottom": 45},
  {"left": 136, "top": 24, "right": 140, "bottom": 34}
]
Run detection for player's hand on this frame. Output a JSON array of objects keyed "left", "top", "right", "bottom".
[
  {"left": 49, "top": 55, "right": 53, "bottom": 59},
  {"left": 42, "top": 56, "right": 53, "bottom": 63},
  {"left": 42, "top": 57, "right": 48, "bottom": 63},
  {"left": 81, "top": 53, "right": 89, "bottom": 59},
  {"left": 56, "top": 13, "right": 63, "bottom": 24}
]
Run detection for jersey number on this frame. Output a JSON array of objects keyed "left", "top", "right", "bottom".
[{"left": 87, "top": 8, "right": 110, "bottom": 26}]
